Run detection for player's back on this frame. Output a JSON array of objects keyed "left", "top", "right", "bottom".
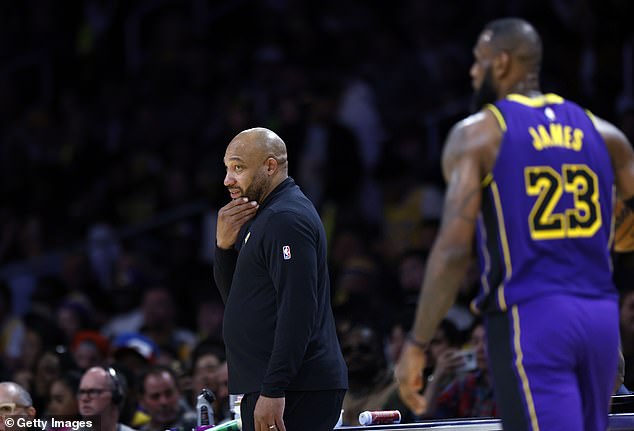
[{"left": 474, "top": 93, "right": 617, "bottom": 313}]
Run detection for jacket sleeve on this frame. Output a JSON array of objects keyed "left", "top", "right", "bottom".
[
  {"left": 213, "top": 245, "right": 238, "bottom": 304},
  {"left": 259, "top": 211, "right": 319, "bottom": 397}
]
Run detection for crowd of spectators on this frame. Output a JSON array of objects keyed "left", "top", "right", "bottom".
[{"left": 1, "top": 0, "right": 634, "bottom": 426}]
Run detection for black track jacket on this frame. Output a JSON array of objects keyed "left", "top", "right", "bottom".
[{"left": 213, "top": 177, "right": 348, "bottom": 397}]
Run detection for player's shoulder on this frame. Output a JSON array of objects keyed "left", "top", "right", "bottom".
[{"left": 447, "top": 109, "right": 503, "bottom": 152}]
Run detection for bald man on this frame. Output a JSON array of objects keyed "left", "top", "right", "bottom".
[
  {"left": 0, "top": 382, "right": 36, "bottom": 431},
  {"left": 213, "top": 128, "right": 347, "bottom": 431},
  {"left": 396, "top": 18, "right": 634, "bottom": 431}
]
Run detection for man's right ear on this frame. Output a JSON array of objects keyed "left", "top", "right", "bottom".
[{"left": 265, "top": 157, "right": 278, "bottom": 175}]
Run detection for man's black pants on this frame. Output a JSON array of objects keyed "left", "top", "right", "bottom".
[{"left": 240, "top": 389, "right": 345, "bottom": 431}]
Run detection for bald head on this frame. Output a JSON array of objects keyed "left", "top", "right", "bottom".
[
  {"left": 229, "top": 127, "right": 288, "bottom": 174},
  {"left": 224, "top": 127, "right": 289, "bottom": 203},
  {"left": 0, "top": 381, "right": 36, "bottom": 421},
  {"left": 483, "top": 18, "right": 542, "bottom": 73},
  {"left": 0, "top": 382, "right": 33, "bottom": 406}
]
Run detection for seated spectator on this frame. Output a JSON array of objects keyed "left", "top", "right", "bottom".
[
  {"left": 70, "top": 331, "right": 110, "bottom": 371},
  {"left": 78, "top": 366, "right": 136, "bottom": 431},
  {"left": 32, "top": 348, "right": 78, "bottom": 415},
  {"left": 0, "top": 381, "right": 37, "bottom": 431},
  {"left": 189, "top": 339, "right": 229, "bottom": 423},
  {"left": 45, "top": 371, "right": 82, "bottom": 430},
  {"left": 382, "top": 318, "right": 462, "bottom": 423},
  {"left": 421, "top": 319, "right": 463, "bottom": 395},
  {"left": 340, "top": 323, "right": 398, "bottom": 426},
  {"left": 427, "top": 319, "right": 497, "bottom": 419},
  {"left": 111, "top": 333, "right": 158, "bottom": 376},
  {"left": 139, "top": 287, "right": 196, "bottom": 364},
  {"left": 138, "top": 365, "right": 196, "bottom": 431}
]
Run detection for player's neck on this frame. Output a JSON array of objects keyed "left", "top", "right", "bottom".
[{"left": 506, "top": 73, "right": 541, "bottom": 97}]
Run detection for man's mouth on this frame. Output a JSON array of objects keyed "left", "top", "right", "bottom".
[{"left": 228, "top": 189, "right": 241, "bottom": 199}]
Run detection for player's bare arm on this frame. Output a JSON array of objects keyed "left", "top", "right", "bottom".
[
  {"left": 410, "top": 110, "right": 501, "bottom": 343},
  {"left": 395, "top": 111, "right": 501, "bottom": 415}
]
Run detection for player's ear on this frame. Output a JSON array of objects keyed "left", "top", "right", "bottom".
[{"left": 492, "top": 51, "right": 510, "bottom": 79}]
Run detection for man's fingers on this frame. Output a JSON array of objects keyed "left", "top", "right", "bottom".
[
  {"left": 220, "top": 200, "right": 258, "bottom": 217},
  {"left": 275, "top": 418, "right": 286, "bottom": 431},
  {"left": 227, "top": 208, "right": 258, "bottom": 227}
]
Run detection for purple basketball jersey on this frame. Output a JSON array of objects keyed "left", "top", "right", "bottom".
[{"left": 473, "top": 93, "right": 617, "bottom": 312}]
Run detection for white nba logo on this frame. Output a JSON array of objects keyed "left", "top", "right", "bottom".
[{"left": 282, "top": 245, "right": 291, "bottom": 260}]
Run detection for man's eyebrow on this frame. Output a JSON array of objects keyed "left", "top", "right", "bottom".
[{"left": 224, "top": 156, "right": 245, "bottom": 163}]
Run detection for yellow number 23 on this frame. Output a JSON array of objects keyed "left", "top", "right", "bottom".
[{"left": 524, "top": 164, "right": 602, "bottom": 240}]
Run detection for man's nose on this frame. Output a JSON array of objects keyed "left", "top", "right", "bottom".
[{"left": 224, "top": 172, "right": 235, "bottom": 186}]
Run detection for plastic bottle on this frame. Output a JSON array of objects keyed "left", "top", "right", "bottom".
[
  {"left": 358, "top": 410, "right": 401, "bottom": 426},
  {"left": 210, "top": 419, "right": 242, "bottom": 431},
  {"left": 196, "top": 388, "right": 216, "bottom": 427},
  {"left": 229, "top": 394, "right": 243, "bottom": 421}
]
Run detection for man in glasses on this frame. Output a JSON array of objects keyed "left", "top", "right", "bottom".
[
  {"left": 77, "top": 367, "right": 136, "bottom": 431},
  {"left": 0, "top": 382, "right": 36, "bottom": 430}
]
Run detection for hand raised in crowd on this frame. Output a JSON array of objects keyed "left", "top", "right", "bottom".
[
  {"left": 432, "top": 348, "right": 463, "bottom": 381},
  {"left": 216, "top": 197, "right": 258, "bottom": 249}
]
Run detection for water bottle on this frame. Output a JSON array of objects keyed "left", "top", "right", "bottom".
[{"left": 196, "top": 388, "right": 216, "bottom": 427}]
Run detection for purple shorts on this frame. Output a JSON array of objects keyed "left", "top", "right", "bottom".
[{"left": 486, "top": 294, "right": 619, "bottom": 431}]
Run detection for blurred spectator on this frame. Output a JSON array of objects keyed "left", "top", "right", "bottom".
[
  {"left": 194, "top": 300, "right": 224, "bottom": 343},
  {"left": 86, "top": 223, "right": 121, "bottom": 291},
  {"left": 0, "top": 281, "right": 25, "bottom": 372},
  {"left": 32, "top": 348, "right": 77, "bottom": 415},
  {"left": 289, "top": 78, "right": 363, "bottom": 217},
  {"left": 139, "top": 287, "right": 196, "bottom": 363},
  {"left": 13, "top": 313, "right": 65, "bottom": 398},
  {"left": 428, "top": 320, "right": 497, "bottom": 419},
  {"left": 189, "top": 338, "right": 228, "bottom": 423},
  {"left": 340, "top": 323, "right": 398, "bottom": 426},
  {"left": 45, "top": 370, "right": 82, "bottom": 426},
  {"left": 137, "top": 365, "right": 195, "bottom": 431},
  {"left": 0, "top": 382, "right": 36, "bottom": 431},
  {"left": 419, "top": 319, "right": 464, "bottom": 410},
  {"left": 70, "top": 330, "right": 110, "bottom": 371},
  {"left": 56, "top": 298, "right": 95, "bottom": 344},
  {"left": 111, "top": 332, "right": 158, "bottom": 376}
]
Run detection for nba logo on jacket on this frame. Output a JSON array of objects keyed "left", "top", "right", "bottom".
[{"left": 282, "top": 245, "right": 291, "bottom": 260}]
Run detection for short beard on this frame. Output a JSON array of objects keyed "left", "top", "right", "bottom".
[
  {"left": 470, "top": 67, "right": 498, "bottom": 113},
  {"left": 243, "top": 170, "right": 270, "bottom": 203}
]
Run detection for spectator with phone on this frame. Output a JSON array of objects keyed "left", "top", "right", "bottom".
[
  {"left": 415, "top": 319, "right": 463, "bottom": 416},
  {"left": 425, "top": 319, "right": 498, "bottom": 419}
]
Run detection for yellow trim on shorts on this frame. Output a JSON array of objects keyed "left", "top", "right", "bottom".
[
  {"left": 512, "top": 306, "right": 540, "bottom": 431},
  {"left": 490, "top": 181, "right": 512, "bottom": 311},
  {"left": 481, "top": 173, "right": 493, "bottom": 187}
]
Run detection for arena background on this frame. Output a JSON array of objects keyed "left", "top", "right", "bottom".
[{"left": 0, "top": 0, "right": 633, "bottom": 392}]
